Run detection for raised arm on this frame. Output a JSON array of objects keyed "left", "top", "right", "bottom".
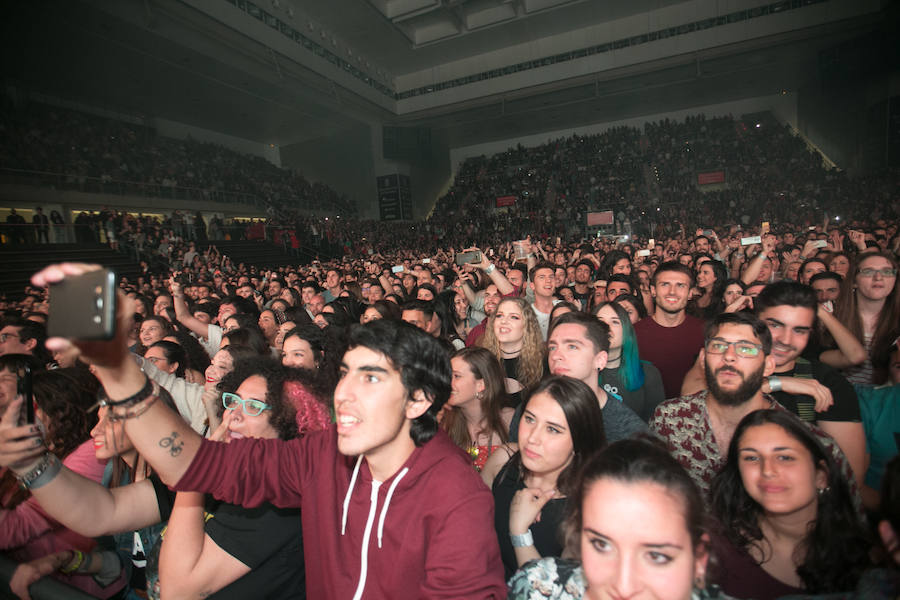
[
  {"left": 815, "top": 305, "right": 867, "bottom": 369},
  {"left": 472, "top": 248, "right": 514, "bottom": 295},
  {"left": 170, "top": 278, "right": 212, "bottom": 340},
  {"left": 32, "top": 264, "right": 204, "bottom": 485}
]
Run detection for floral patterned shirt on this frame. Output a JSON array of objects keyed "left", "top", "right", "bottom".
[{"left": 508, "top": 557, "right": 735, "bottom": 600}]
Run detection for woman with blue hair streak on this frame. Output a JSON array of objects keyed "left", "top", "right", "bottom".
[{"left": 593, "top": 302, "right": 665, "bottom": 422}]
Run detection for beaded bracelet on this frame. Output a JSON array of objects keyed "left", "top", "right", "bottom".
[{"left": 17, "top": 452, "right": 62, "bottom": 490}]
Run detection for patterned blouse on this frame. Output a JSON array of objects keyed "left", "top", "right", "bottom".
[{"left": 508, "top": 557, "right": 735, "bottom": 600}]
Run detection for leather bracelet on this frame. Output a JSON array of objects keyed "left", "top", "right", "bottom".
[
  {"left": 97, "top": 376, "right": 154, "bottom": 408},
  {"left": 510, "top": 529, "right": 534, "bottom": 548},
  {"left": 108, "top": 389, "right": 160, "bottom": 421},
  {"left": 18, "top": 453, "right": 62, "bottom": 490}
]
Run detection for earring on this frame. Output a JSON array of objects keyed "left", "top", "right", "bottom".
[
  {"left": 694, "top": 572, "right": 706, "bottom": 589},
  {"left": 475, "top": 390, "right": 483, "bottom": 401},
  {"left": 817, "top": 486, "right": 830, "bottom": 497}
]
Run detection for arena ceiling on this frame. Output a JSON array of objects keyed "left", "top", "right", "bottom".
[{"left": 1, "top": 0, "right": 891, "bottom": 148}]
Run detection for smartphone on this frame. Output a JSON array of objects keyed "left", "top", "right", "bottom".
[
  {"left": 422, "top": 258, "right": 431, "bottom": 264},
  {"left": 636, "top": 249, "right": 651, "bottom": 257},
  {"left": 813, "top": 240, "right": 828, "bottom": 248},
  {"left": 455, "top": 251, "right": 482, "bottom": 266},
  {"left": 741, "top": 236, "right": 762, "bottom": 246},
  {"left": 808, "top": 226, "right": 816, "bottom": 231},
  {"left": 48, "top": 268, "right": 117, "bottom": 340},
  {"left": 648, "top": 239, "right": 655, "bottom": 249},
  {"left": 761, "top": 221, "right": 770, "bottom": 234},
  {"left": 391, "top": 265, "right": 404, "bottom": 274},
  {"left": 703, "top": 229, "right": 713, "bottom": 236},
  {"left": 16, "top": 365, "right": 34, "bottom": 425}
]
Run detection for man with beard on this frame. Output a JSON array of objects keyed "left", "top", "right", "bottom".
[
  {"left": 650, "top": 312, "right": 857, "bottom": 499},
  {"left": 634, "top": 262, "right": 705, "bottom": 398},
  {"left": 569, "top": 260, "right": 593, "bottom": 310}
]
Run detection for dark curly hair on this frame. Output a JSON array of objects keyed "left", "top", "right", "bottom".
[
  {"left": 346, "top": 320, "right": 451, "bottom": 446},
  {"left": 33, "top": 367, "right": 99, "bottom": 460},
  {"left": 218, "top": 357, "right": 330, "bottom": 440},
  {"left": 709, "top": 409, "right": 871, "bottom": 593}
]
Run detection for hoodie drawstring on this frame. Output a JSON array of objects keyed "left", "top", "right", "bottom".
[
  {"left": 341, "top": 455, "right": 363, "bottom": 535},
  {"left": 376, "top": 467, "right": 408, "bottom": 548},
  {"left": 351, "top": 479, "right": 382, "bottom": 600}
]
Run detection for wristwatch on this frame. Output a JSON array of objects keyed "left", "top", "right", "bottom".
[
  {"left": 767, "top": 375, "right": 782, "bottom": 393},
  {"left": 510, "top": 530, "right": 534, "bottom": 548}
]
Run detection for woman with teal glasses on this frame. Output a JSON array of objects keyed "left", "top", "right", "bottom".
[{"left": 158, "top": 357, "right": 330, "bottom": 599}]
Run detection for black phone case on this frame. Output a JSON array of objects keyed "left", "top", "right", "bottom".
[{"left": 47, "top": 269, "right": 117, "bottom": 340}]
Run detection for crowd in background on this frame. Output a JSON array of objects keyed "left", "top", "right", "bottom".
[{"left": 0, "top": 107, "right": 898, "bottom": 599}]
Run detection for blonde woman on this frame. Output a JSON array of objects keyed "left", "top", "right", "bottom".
[{"left": 479, "top": 297, "right": 546, "bottom": 406}]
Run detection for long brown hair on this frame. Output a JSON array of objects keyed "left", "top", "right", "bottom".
[
  {"left": 479, "top": 297, "right": 545, "bottom": 391},
  {"left": 834, "top": 251, "right": 900, "bottom": 384},
  {"left": 442, "top": 347, "right": 510, "bottom": 451}
]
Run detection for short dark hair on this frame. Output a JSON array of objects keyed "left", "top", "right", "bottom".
[
  {"left": 529, "top": 262, "right": 556, "bottom": 281},
  {"left": 754, "top": 281, "right": 817, "bottom": 315},
  {"left": 401, "top": 300, "right": 434, "bottom": 321},
  {"left": 1, "top": 317, "right": 49, "bottom": 362},
  {"left": 704, "top": 311, "right": 772, "bottom": 355},
  {"left": 222, "top": 295, "right": 259, "bottom": 317},
  {"left": 149, "top": 340, "right": 187, "bottom": 378},
  {"left": 651, "top": 261, "right": 695, "bottom": 287},
  {"left": 606, "top": 273, "right": 634, "bottom": 290},
  {"left": 548, "top": 311, "right": 611, "bottom": 354},
  {"left": 507, "top": 264, "right": 527, "bottom": 283},
  {"left": 809, "top": 271, "right": 842, "bottom": 286},
  {"left": 347, "top": 320, "right": 451, "bottom": 446}
]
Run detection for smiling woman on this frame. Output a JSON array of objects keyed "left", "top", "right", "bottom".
[
  {"left": 508, "top": 438, "right": 720, "bottom": 600},
  {"left": 479, "top": 297, "right": 545, "bottom": 405},
  {"left": 709, "top": 410, "right": 870, "bottom": 599}
]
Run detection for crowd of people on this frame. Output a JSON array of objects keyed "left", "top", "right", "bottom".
[
  {"left": 0, "top": 203, "right": 898, "bottom": 599},
  {"left": 0, "top": 106, "right": 898, "bottom": 599},
  {"left": 0, "top": 98, "right": 353, "bottom": 216}
]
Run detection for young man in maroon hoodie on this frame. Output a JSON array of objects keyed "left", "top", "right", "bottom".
[{"left": 20, "top": 264, "right": 507, "bottom": 599}]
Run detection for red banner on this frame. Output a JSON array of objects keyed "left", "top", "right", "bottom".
[
  {"left": 496, "top": 195, "right": 517, "bottom": 207},
  {"left": 587, "top": 211, "right": 614, "bottom": 226},
  {"left": 697, "top": 171, "right": 726, "bottom": 185}
]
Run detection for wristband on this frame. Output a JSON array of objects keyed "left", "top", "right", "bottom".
[
  {"left": 484, "top": 264, "right": 496, "bottom": 275},
  {"left": 510, "top": 530, "right": 534, "bottom": 548},
  {"left": 96, "top": 376, "right": 154, "bottom": 409},
  {"left": 60, "top": 550, "right": 84, "bottom": 575},
  {"left": 767, "top": 375, "right": 783, "bottom": 393},
  {"left": 17, "top": 453, "right": 62, "bottom": 490}
]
